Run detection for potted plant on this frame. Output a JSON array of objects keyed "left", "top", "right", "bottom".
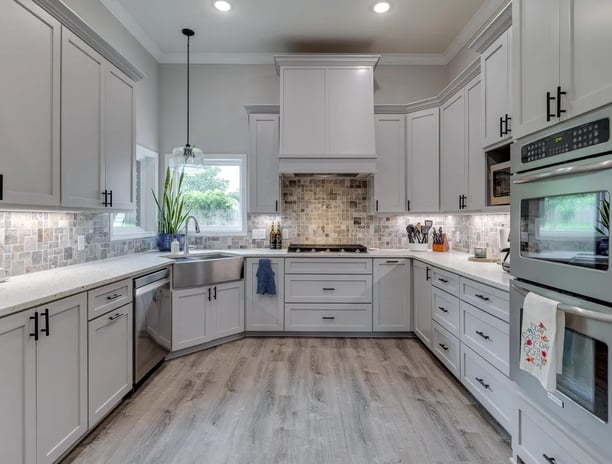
[
  {"left": 596, "top": 197, "right": 609, "bottom": 256},
  {"left": 153, "top": 167, "right": 192, "bottom": 251}
]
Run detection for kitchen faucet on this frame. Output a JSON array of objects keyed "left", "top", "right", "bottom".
[{"left": 183, "top": 216, "right": 200, "bottom": 256}]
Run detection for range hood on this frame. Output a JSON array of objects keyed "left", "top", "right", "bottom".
[{"left": 274, "top": 54, "right": 380, "bottom": 176}]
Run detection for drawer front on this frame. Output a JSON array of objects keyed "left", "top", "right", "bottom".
[
  {"left": 88, "top": 279, "right": 133, "bottom": 320},
  {"left": 285, "top": 304, "right": 372, "bottom": 332},
  {"left": 285, "top": 258, "right": 372, "bottom": 274},
  {"left": 431, "top": 268, "right": 460, "bottom": 296},
  {"left": 460, "top": 301, "right": 509, "bottom": 376},
  {"left": 514, "top": 394, "right": 604, "bottom": 464},
  {"left": 285, "top": 275, "right": 372, "bottom": 303},
  {"left": 432, "top": 321, "right": 460, "bottom": 378},
  {"left": 460, "top": 344, "right": 512, "bottom": 432},
  {"left": 460, "top": 277, "right": 509, "bottom": 322},
  {"left": 431, "top": 287, "right": 460, "bottom": 337}
]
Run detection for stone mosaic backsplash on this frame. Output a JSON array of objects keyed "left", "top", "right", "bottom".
[{"left": 1, "top": 178, "right": 509, "bottom": 276}]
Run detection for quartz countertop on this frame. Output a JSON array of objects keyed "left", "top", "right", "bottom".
[{"left": 0, "top": 248, "right": 510, "bottom": 319}]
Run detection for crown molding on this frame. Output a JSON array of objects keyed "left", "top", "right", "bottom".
[
  {"left": 437, "top": 58, "right": 481, "bottom": 104},
  {"left": 33, "top": 0, "right": 145, "bottom": 81},
  {"left": 468, "top": 1, "right": 512, "bottom": 53},
  {"left": 273, "top": 54, "right": 381, "bottom": 74}
]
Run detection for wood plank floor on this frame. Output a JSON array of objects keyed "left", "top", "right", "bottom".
[{"left": 64, "top": 338, "right": 511, "bottom": 464}]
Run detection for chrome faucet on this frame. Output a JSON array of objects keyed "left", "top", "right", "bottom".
[{"left": 183, "top": 216, "right": 200, "bottom": 256}]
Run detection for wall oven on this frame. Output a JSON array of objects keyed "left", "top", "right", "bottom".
[{"left": 510, "top": 279, "right": 612, "bottom": 458}]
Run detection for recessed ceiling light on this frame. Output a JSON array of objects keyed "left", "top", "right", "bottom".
[
  {"left": 213, "top": 0, "right": 232, "bottom": 12},
  {"left": 373, "top": 2, "right": 391, "bottom": 14}
]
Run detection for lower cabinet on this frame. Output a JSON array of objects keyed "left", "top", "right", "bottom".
[
  {"left": 172, "top": 281, "right": 244, "bottom": 351},
  {"left": 431, "top": 321, "right": 461, "bottom": 378},
  {"left": 372, "top": 258, "right": 411, "bottom": 331},
  {"left": 245, "top": 258, "right": 285, "bottom": 331},
  {"left": 285, "top": 304, "right": 372, "bottom": 332},
  {"left": 88, "top": 303, "right": 133, "bottom": 428},
  {"left": 413, "top": 260, "right": 432, "bottom": 347}
]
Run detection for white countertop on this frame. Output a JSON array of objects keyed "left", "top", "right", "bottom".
[{"left": 0, "top": 248, "right": 510, "bottom": 319}]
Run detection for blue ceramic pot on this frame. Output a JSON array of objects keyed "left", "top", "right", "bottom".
[{"left": 156, "top": 233, "right": 185, "bottom": 252}]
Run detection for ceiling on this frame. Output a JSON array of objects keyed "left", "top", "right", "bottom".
[{"left": 101, "top": 0, "right": 505, "bottom": 64}]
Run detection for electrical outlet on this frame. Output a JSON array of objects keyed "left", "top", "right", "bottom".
[
  {"left": 282, "top": 229, "right": 289, "bottom": 239},
  {"left": 252, "top": 229, "right": 265, "bottom": 239},
  {"left": 77, "top": 235, "right": 85, "bottom": 251}
]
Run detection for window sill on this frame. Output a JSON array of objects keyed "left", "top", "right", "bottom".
[{"left": 111, "top": 230, "right": 157, "bottom": 241}]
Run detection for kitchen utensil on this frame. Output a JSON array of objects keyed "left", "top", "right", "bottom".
[
  {"left": 406, "top": 225, "right": 414, "bottom": 243},
  {"left": 423, "top": 220, "right": 433, "bottom": 244},
  {"left": 474, "top": 247, "right": 487, "bottom": 258}
]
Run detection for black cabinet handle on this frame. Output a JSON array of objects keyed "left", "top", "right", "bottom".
[
  {"left": 109, "top": 312, "right": 126, "bottom": 321},
  {"left": 0, "top": 174, "right": 3, "bottom": 201},
  {"left": 376, "top": 199, "right": 379, "bottom": 212},
  {"left": 426, "top": 267, "right": 431, "bottom": 281},
  {"left": 438, "top": 278, "right": 448, "bottom": 283},
  {"left": 214, "top": 286, "right": 217, "bottom": 300},
  {"left": 499, "top": 116, "right": 503, "bottom": 138},
  {"left": 556, "top": 86, "right": 566, "bottom": 118},
  {"left": 462, "top": 195, "right": 467, "bottom": 209},
  {"left": 322, "top": 287, "right": 335, "bottom": 291},
  {"left": 106, "top": 293, "right": 122, "bottom": 301},
  {"left": 438, "top": 343, "right": 449, "bottom": 351},
  {"left": 101, "top": 189, "right": 108, "bottom": 207},
  {"left": 459, "top": 195, "right": 462, "bottom": 210},
  {"left": 546, "top": 91, "right": 556, "bottom": 121},
  {"left": 407, "top": 199, "right": 411, "bottom": 211},
  {"left": 322, "top": 316, "right": 335, "bottom": 320},
  {"left": 275, "top": 200, "right": 278, "bottom": 212},
  {"left": 41, "top": 308, "right": 49, "bottom": 337},
  {"left": 504, "top": 114, "right": 512, "bottom": 134},
  {"left": 475, "top": 377, "right": 491, "bottom": 390},
  {"left": 475, "top": 330, "right": 490, "bottom": 341},
  {"left": 108, "top": 190, "right": 113, "bottom": 207},
  {"left": 475, "top": 294, "right": 490, "bottom": 301},
  {"left": 208, "top": 287, "right": 211, "bottom": 301},
  {"left": 30, "top": 312, "right": 39, "bottom": 341},
  {"left": 542, "top": 454, "right": 557, "bottom": 464},
  {"left": 386, "top": 260, "right": 400, "bottom": 264},
  {"left": 438, "top": 306, "right": 449, "bottom": 313}
]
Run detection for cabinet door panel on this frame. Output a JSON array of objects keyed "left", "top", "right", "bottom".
[
  {"left": 0, "top": 310, "right": 36, "bottom": 464},
  {"left": 248, "top": 114, "right": 280, "bottom": 213},
  {"left": 61, "top": 29, "right": 105, "bottom": 208},
  {"left": 413, "top": 261, "right": 432, "bottom": 348},
  {"left": 172, "top": 288, "right": 208, "bottom": 351},
  {"left": 246, "top": 258, "right": 284, "bottom": 331},
  {"left": 373, "top": 259, "right": 411, "bottom": 331},
  {"left": 373, "top": 115, "right": 406, "bottom": 213},
  {"left": 482, "top": 31, "right": 510, "bottom": 147},
  {"left": 440, "top": 91, "right": 466, "bottom": 212},
  {"left": 465, "top": 77, "right": 485, "bottom": 211},
  {"left": 36, "top": 294, "right": 87, "bottom": 464},
  {"left": 0, "top": 0, "right": 60, "bottom": 206},
  {"left": 212, "top": 281, "right": 244, "bottom": 339}
]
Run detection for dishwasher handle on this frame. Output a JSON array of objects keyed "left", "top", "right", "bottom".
[{"left": 134, "top": 278, "right": 170, "bottom": 298}]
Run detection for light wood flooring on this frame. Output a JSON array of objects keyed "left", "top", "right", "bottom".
[{"left": 65, "top": 338, "right": 511, "bottom": 464}]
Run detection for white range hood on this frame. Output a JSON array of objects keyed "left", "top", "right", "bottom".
[{"left": 274, "top": 54, "right": 380, "bottom": 176}]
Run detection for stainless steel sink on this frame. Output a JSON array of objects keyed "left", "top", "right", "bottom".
[{"left": 169, "top": 253, "right": 244, "bottom": 289}]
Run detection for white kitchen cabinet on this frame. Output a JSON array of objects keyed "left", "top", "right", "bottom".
[
  {"left": 245, "top": 258, "right": 284, "bottom": 331},
  {"left": 413, "top": 260, "right": 432, "bottom": 348},
  {"left": 0, "top": 309, "right": 36, "bottom": 464},
  {"left": 36, "top": 293, "right": 88, "bottom": 464},
  {"left": 0, "top": 0, "right": 61, "bottom": 207},
  {"left": 372, "top": 258, "right": 411, "bottom": 331},
  {"left": 406, "top": 108, "right": 439, "bottom": 213},
  {"left": 248, "top": 114, "right": 280, "bottom": 214},
  {"left": 172, "top": 281, "right": 244, "bottom": 351},
  {"left": 370, "top": 115, "right": 406, "bottom": 214},
  {"left": 481, "top": 27, "right": 513, "bottom": 148},
  {"left": 440, "top": 76, "right": 484, "bottom": 212},
  {"left": 88, "top": 303, "right": 133, "bottom": 428},
  {"left": 513, "top": 0, "right": 612, "bottom": 139}
]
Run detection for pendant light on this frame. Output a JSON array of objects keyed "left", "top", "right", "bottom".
[{"left": 171, "top": 28, "right": 203, "bottom": 163}]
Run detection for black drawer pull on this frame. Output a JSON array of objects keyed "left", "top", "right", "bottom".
[
  {"left": 208, "top": 287, "right": 211, "bottom": 301},
  {"left": 426, "top": 267, "right": 431, "bottom": 280},
  {"left": 475, "top": 330, "right": 490, "bottom": 341},
  {"left": 475, "top": 377, "right": 491, "bottom": 390},
  {"left": 542, "top": 454, "right": 556, "bottom": 464},
  {"left": 322, "top": 288, "right": 335, "bottom": 291},
  {"left": 41, "top": 308, "right": 50, "bottom": 337},
  {"left": 214, "top": 286, "right": 217, "bottom": 300},
  {"left": 106, "top": 293, "right": 122, "bottom": 301},
  {"left": 386, "top": 260, "right": 400, "bottom": 264},
  {"left": 438, "top": 343, "right": 449, "bottom": 351},
  {"left": 438, "top": 278, "right": 448, "bottom": 283},
  {"left": 438, "top": 306, "right": 449, "bottom": 313},
  {"left": 322, "top": 316, "right": 335, "bottom": 320},
  {"left": 475, "top": 294, "right": 490, "bottom": 302},
  {"left": 109, "top": 313, "right": 126, "bottom": 321},
  {"left": 546, "top": 91, "right": 556, "bottom": 121},
  {"left": 30, "top": 312, "right": 39, "bottom": 341}
]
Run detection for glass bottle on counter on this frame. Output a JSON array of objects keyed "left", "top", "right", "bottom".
[
  {"left": 276, "top": 221, "right": 282, "bottom": 249},
  {"left": 269, "top": 224, "right": 276, "bottom": 249}
]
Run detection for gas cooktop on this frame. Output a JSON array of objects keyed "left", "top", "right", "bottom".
[{"left": 287, "top": 244, "right": 367, "bottom": 253}]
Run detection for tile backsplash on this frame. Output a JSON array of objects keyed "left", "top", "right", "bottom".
[{"left": 1, "top": 178, "right": 509, "bottom": 277}]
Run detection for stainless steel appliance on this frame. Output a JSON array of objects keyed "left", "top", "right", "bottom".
[
  {"left": 287, "top": 244, "right": 367, "bottom": 253},
  {"left": 510, "top": 279, "right": 612, "bottom": 458},
  {"left": 133, "top": 268, "right": 171, "bottom": 385},
  {"left": 489, "top": 161, "right": 511, "bottom": 205}
]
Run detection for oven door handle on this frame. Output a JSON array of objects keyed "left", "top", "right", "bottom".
[
  {"left": 513, "top": 158, "right": 612, "bottom": 184},
  {"left": 513, "top": 283, "right": 612, "bottom": 323}
]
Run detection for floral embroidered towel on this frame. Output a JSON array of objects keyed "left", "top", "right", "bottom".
[{"left": 519, "top": 292, "right": 565, "bottom": 392}]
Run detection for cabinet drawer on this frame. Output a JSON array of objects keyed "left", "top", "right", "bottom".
[
  {"left": 460, "top": 277, "right": 509, "bottom": 322},
  {"left": 88, "top": 279, "right": 132, "bottom": 320},
  {"left": 432, "top": 321, "right": 460, "bottom": 378},
  {"left": 285, "top": 304, "right": 372, "bottom": 332},
  {"left": 285, "top": 257, "right": 372, "bottom": 274},
  {"left": 460, "top": 301, "right": 509, "bottom": 376},
  {"left": 431, "top": 268, "right": 460, "bottom": 296},
  {"left": 460, "top": 344, "right": 511, "bottom": 432},
  {"left": 514, "top": 393, "right": 605, "bottom": 464},
  {"left": 432, "top": 287, "right": 460, "bottom": 337},
  {"left": 285, "top": 274, "right": 372, "bottom": 303}
]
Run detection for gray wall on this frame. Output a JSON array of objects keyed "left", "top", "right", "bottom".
[
  {"left": 159, "top": 63, "right": 448, "bottom": 157},
  {"left": 63, "top": 0, "right": 160, "bottom": 152}
]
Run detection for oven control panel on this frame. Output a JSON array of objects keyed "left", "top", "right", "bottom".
[{"left": 521, "top": 118, "right": 610, "bottom": 163}]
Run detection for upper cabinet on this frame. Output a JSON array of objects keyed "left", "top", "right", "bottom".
[
  {"left": 406, "top": 108, "right": 440, "bottom": 213},
  {"left": 248, "top": 113, "right": 280, "bottom": 214},
  {"left": 481, "top": 27, "right": 513, "bottom": 148},
  {"left": 0, "top": 0, "right": 61, "bottom": 207},
  {"left": 513, "top": 0, "right": 612, "bottom": 139}
]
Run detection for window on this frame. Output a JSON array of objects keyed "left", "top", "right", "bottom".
[
  {"left": 167, "top": 154, "right": 247, "bottom": 236},
  {"left": 111, "top": 145, "right": 158, "bottom": 239}
]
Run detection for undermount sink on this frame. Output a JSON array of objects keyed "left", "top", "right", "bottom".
[{"left": 169, "top": 253, "right": 244, "bottom": 289}]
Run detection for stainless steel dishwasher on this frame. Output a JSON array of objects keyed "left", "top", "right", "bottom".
[{"left": 133, "top": 268, "right": 171, "bottom": 385}]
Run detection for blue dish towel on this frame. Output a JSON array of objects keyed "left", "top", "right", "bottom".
[{"left": 256, "top": 258, "right": 276, "bottom": 295}]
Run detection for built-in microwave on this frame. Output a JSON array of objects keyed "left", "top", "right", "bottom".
[{"left": 489, "top": 161, "right": 511, "bottom": 205}]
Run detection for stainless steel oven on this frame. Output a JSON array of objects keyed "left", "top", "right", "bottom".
[{"left": 510, "top": 279, "right": 612, "bottom": 458}]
